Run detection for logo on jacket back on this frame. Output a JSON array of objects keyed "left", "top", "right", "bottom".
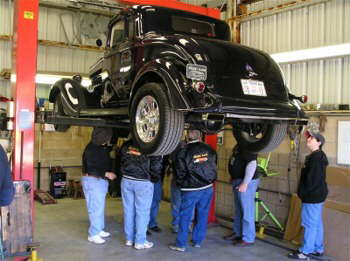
[
  {"left": 127, "top": 146, "right": 141, "bottom": 156},
  {"left": 245, "top": 64, "right": 258, "bottom": 78},
  {"left": 193, "top": 153, "right": 208, "bottom": 163}
]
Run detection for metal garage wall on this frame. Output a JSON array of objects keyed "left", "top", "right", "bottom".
[
  {"left": 0, "top": 1, "right": 107, "bottom": 99},
  {"left": 240, "top": 0, "right": 350, "bottom": 104}
]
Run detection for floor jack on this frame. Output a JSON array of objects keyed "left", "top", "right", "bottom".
[{"left": 255, "top": 153, "right": 284, "bottom": 239}]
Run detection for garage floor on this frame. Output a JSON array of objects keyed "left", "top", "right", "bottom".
[{"left": 32, "top": 198, "right": 296, "bottom": 261}]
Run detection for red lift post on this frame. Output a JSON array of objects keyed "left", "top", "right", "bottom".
[
  {"left": 11, "top": 1, "right": 39, "bottom": 259},
  {"left": 117, "top": 0, "right": 220, "bottom": 223}
]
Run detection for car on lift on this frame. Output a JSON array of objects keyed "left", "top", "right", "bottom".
[{"left": 48, "top": 5, "right": 307, "bottom": 156}]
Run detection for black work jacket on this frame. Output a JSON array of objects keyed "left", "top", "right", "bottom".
[
  {"left": 298, "top": 150, "right": 328, "bottom": 203},
  {"left": 120, "top": 140, "right": 163, "bottom": 183},
  {"left": 174, "top": 141, "right": 217, "bottom": 190},
  {"left": 82, "top": 142, "right": 112, "bottom": 178},
  {"left": 228, "top": 148, "right": 259, "bottom": 180}
]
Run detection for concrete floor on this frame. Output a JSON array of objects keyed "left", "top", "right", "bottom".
[{"left": 30, "top": 198, "right": 297, "bottom": 261}]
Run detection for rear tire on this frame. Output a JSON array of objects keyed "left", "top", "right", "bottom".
[
  {"left": 53, "top": 95, "right": 70, "bottom": 132},
  {"left": 233, "top": 122, "right": 288, "bottom": 153},
  {"left": 130, "top": 83, "right": 184, "bottom": 156}
]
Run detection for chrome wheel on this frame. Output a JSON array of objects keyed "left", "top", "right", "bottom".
[{"left": 135, "top": 95, "right": 160, "bottom": 143}]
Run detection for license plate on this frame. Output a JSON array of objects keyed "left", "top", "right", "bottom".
[
  {"left": 240, "top": 79, "right": 267, "bottom": 96},
  {"left": 186, "top": 64, "right": 207, "bottom": 81}
]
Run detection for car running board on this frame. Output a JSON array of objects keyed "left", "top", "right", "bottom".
[
  {"left": 38, "top": 111, "right": 130, "bottom": 129},
  {"left": 78, "top": 107, "right": 129, "bottom": 117}
]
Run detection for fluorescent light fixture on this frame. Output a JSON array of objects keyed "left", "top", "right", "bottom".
[
  {"left": 35, "top": 74, "right": 91, "bottom": 87},
  {"left": 10, "top": 73, "right": 91, "bottom": 87},
  {"left": 271, "top": 43, "right": 350, "bottom": 64}
]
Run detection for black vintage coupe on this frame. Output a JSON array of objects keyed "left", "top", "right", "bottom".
[{"left": 49, "top": 5, "right": 307, "bottom": 155}]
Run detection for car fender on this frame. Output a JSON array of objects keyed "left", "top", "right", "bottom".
[
  {"left": 130, "top": 59, "right": 191, "bottom": 111},
  {"left": 48, "top": 79, "right": 87, "bottom": 116}
]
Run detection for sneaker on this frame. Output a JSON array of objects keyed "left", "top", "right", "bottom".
[
  {"left": 233, "top": 240, "right": 254, "bottom": 247},
  {"left": 169, "top": 244, "right": 186, "bottom": 252},
  {"left": 288, "top": 251, "right": 309, "bottom": 260},
  {"left": 99, "top": 231, "right": 111, "bottom": 238},
  {"left": 88, "top": 235, "right": 105, "bottom": 244},
  {"left": 223, "top": 232, "right": 236, "bottom": 241},
  {"left": 134, "top": 241, "right": 154, "bottom": 250},
  {"left": 149, "top": 226, "right": 162, "bottom": 232},
  {"left": 125, "top": 240, "right": 133, "bottom": 247}
]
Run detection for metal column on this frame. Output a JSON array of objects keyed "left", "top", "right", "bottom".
[{"left": 11, "top": 1, "right": 39, "bottom": 259}]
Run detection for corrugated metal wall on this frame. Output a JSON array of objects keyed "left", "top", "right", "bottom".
[
  {"left": 240, "top": 0, "right": 350, "bottom": 104},
  {"left": 0, "top": 0, "right": 106, "bottom": 99}
]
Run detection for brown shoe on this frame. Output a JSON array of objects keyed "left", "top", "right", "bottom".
[
  {"left": 223, "top": 233, "right": 237, "bottom": 241},
  {"left": 233, "top": 240, "right": 254, "bottom": 247}
]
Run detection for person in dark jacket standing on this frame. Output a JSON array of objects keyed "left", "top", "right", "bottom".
[
  {"left": 225, "top": 144, "right": 260, "bottom": 247},
  {"left": 120, "top": 139, "right": 162, "bottom": 250},
  {"left": 82, "top": 127, "right": 116, "bottom": 244},
  {"left": 0, "top": 143, "right": 14, "bottom": 206},
  {"left": 289, "top": 131, "right": 328, "bottom": 260},
  {"left": 169, "top": 129, "right": 217, "bottom": 251}
]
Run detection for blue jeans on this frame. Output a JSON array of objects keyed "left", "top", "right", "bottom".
[
  {"left": 121, "top": 178, "right": 153, "bottom": 244},
  {"left": 299, "top": 202, "right": 324, "bottom": 254},
  {"left": 232, "top": 178, "right": 259, "bottom": 243},
  {"left": 176, "top": 187, "right": 213, "bottom": 248},
  {"left": 171, "top": 178, "right": 182, "bottom": 227},
  {"left": 149, "top": 180, "right": 162, "bottom": 228},
  {"left": 81, "top": 176, "right": 109, "bottom": 237}
]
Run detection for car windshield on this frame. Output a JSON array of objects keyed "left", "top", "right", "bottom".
[{"left": 142, "top": 7, "right": 230, "bottom": 41}]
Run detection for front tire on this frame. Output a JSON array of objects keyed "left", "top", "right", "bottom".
[
  {"left": 130, "top": 83, "right": 184, "bottom": 156},
  {"left": 233, "top": 122, "right": 288, "bottom": 153}
]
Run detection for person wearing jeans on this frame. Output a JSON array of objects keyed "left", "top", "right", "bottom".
[
  {"left": 288, "top": 131, "right": 328, "bottom": 260},
  {"left": 120, "top": 139, "right": 162, "bottom": 250},
  {"left": 169, "top": 129, "right": 217, "bottom": 251},
  {"left": 226, "top": 145, "right": 260, "bottom": 247},
  {"left": 148, "top": 180, "right": 163, "bottom": 232},
  {"left": 121, "top": 178, "right": 153, "bottom": 246},
  {"left": 232, "top": 178, "right": 259, "bottom": 244},
  {"left": 170, "top": 178, "right": 182, "bottom": 232},
  {"left": 82, "top": 127, "right": 116, "bottom": 244}
]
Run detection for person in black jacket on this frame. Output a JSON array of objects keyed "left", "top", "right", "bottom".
[
  {"left": 288, "top": 131, "right": 328, "bottom": 260},
  {"left": 0, "top": 143, "right": 14, "bottom": 206},
  {"left": 224, "top": 144, "right": 260, "bottom": 247},
  {"left": 169, "top": 129, "right": 217, "bottom": 251},
  {"left": 120, "top": 139, "right": 163, "bottom": 250},
  {"left": 82, "top": 127, "right": 116, "bottom": 244}
]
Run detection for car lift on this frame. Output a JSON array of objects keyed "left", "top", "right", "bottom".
[{"left": 9, "top": 1, "right": 220, "bottom": 260}]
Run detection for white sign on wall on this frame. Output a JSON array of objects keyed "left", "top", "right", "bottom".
[{"left": 337, "top": 121, "right": 350, "bottom": 165}]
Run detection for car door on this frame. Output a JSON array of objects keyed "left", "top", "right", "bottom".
[{"left": 105, "top": 15, "right": 136, "bottom": 102}]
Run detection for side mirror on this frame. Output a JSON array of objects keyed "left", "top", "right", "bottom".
[{"left": 96, "top": 39, "right": 103, "bottom": 47}]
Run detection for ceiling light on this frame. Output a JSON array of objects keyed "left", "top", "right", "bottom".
[
  {"left": 35, "top": 74, "right": 91, "bottom": 87},
  {"left": 270, "top": 43, "right": 350, "bottom": 64}
]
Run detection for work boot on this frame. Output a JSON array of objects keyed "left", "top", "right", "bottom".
[
  {"left": 223, "top": 232, "right": 236, "bottom": 241},
  {"left": 149, "top": 226, "right": 162, "bottom": 232}
]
